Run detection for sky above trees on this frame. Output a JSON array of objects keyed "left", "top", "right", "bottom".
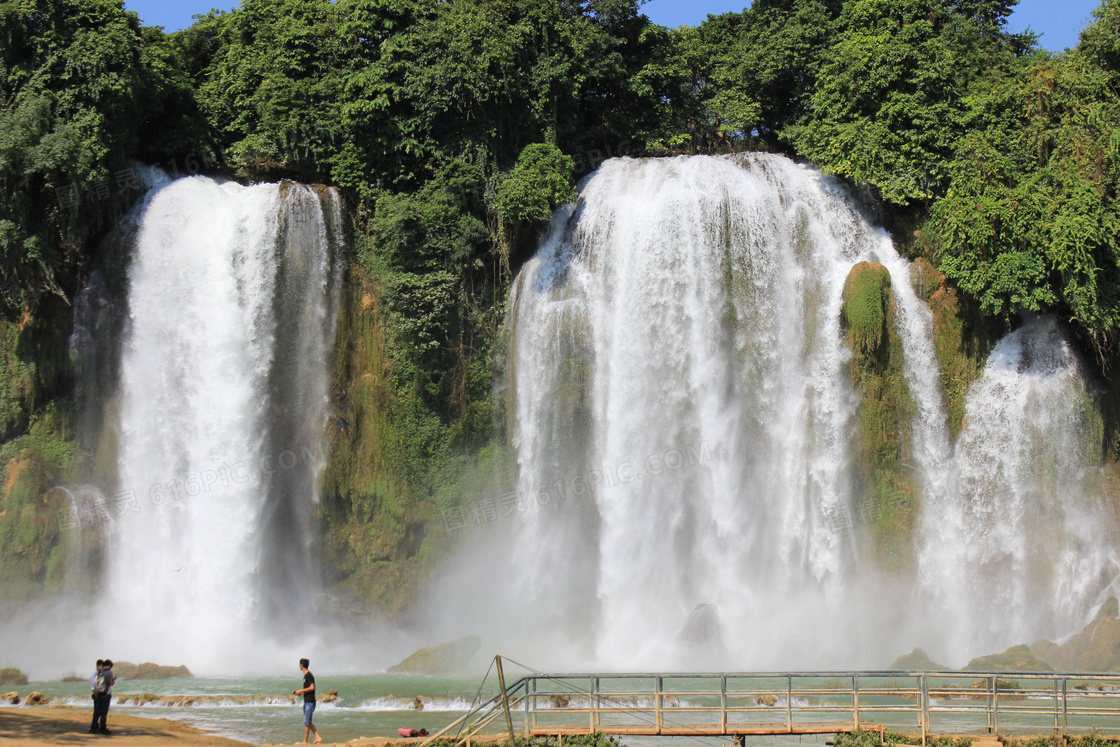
[{"left": 124, "top": 0, "right": 1102, "bottom": 52}]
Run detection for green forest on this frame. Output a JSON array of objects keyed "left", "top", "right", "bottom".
[{"left": 1, "top": 0, "right": 1119, "bottom": 611}]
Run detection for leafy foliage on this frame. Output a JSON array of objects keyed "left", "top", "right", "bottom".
[
  {"left": 932, "top": 14, "right": 1120, "bottom": 353},
  {"left": 0, "top": 0, "right": 206, "bottom": 311},
  {"left": 496, "top": 143, "right": 576, "bottom": 224},
  {"left": 787, "top": 0, "right": 1029, "bottom": 205}
]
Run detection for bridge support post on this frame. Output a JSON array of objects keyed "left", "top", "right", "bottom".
[
  {"left": 1053, "top": 678, "right": 1060, "bottom": 734},
  {"left": 993, "top": 676, "right": 999, "bottom": 735},
  {"left": 495, "top": 655, "right": 516, "bottom": 745},
  {"left": 920, "top": 673, "right": 929, "bottom": 746},
  {"left": 786, "top": 676, "right": 793, "bottom": 734},
  {"left": 721, "top": 675, "right": 727, "bottom": 735},
  {"left": 853, "top": 676, "right": 860, "bottom": 732},
  {"left": 1062, "top": 678, "right": 1067, "bottom": 737},
  {"left": 590, "top": 677, "right": 597, "bottom": 732}
]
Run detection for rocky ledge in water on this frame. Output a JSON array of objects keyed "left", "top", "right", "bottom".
[
  {"left": 889, "top": 648, "right": 950, "bottom": 670},
  {"left": 114, "top": 690, "right": 339, "bottom": 707},
  {"left": 0, "top": 667, "right": 28, "bottom": 686},
  {"left": 388, "top": 635, "right": 482, "bottom": 675},
  {"left": 113, "top": 661, "right": 193, "bottom": 680}
]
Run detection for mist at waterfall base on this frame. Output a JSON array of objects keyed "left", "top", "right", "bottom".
[{"left": 428, "top": 154, "right": 1120, "bottom": 673}]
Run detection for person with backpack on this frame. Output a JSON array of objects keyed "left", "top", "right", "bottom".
[
  {"left": 90, "top": 658, "right": 116, "bottom": 735},
  {"left": 89, "top": 660, "right": 103, "bottom": 693},
  {"left": 89, "top": 659, "right": 103, "bottom": 733}
]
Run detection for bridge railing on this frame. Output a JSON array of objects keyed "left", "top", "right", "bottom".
[{"left": 511, "top": 671, "right": 1120, "bottom": 741}]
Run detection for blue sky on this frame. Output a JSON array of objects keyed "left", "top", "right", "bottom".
[{"left": 125, "top": 0, "right": 1103, "bottom": 53}]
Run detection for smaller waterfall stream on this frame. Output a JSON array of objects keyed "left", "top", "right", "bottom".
[
  {"left": 98, "top": 176, "right": 341, "bottom": 670},
  {"left": 918, "top": 317, "right": 1120, "bottom": 661}
]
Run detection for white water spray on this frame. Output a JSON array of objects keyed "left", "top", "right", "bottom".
[
  {"left": 467, "top": 154, "right": 1120, "bottom": 670},
  {"left": 918, "top": 317, "right": 1120, "bottom": 662},
  {"left": 491, "top": 155, "right": 915, "bottom": 668},
  {"left": 101, "top": 176, "right": 341, "bottom": 671}
]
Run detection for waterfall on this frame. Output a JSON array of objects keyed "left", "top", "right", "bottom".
[
  {"left": 918, "top": 317, "right": 1120, "bottom": 662},
  {"left": 495, "top": 154, "right": 906, "bottom": 668},
  {"left": 484, "top": 153, "right": 1120, "bottom": 670},
  {"left": 100, "top": 176, "right": 341, "bottom": 670}
]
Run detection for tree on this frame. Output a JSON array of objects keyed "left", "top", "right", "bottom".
[
  {"left": 0, "top": 0, "right": 204, "bottom": 311},
  {"left": 787, "top": 0, "right": 1025, "bottom": 205},
  {"left": 726, "top": 0, "right": 842, "bottom": 147},
  {"left": 932, "top": 12, "right": 1120, "bottom": 356}
]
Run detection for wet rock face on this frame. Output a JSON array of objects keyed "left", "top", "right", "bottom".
[
  {"left": 387, "top": 635, "right": 483, "bottom": 674},
  {"left": 24, "top": 691, "right": 50, "bottom": 705},
  {"left": 676, "top": 603, "right": 723, "bottom": 647},
  {"left": 1032, "top": 598, "right": 1120, "bottom": 671}
]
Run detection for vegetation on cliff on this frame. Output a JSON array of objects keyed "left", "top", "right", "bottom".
[{"left": 841, "top": 262, "right": 919, "bottom": 571}]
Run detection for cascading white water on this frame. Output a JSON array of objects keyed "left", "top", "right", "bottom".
[
  {"left": 484, "top": 153, "right": 1120, "bottom": 670},
  {"left": 101, "top": 176, "right": 341, "bottom": 671},
  {"left": 495, "top": 154, "right": 920, "bottom": 669},
  {"left": 918, "top": 317, "right": 1120, "bottom": 662}
]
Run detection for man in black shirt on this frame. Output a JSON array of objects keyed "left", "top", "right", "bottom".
[{"left": 294, "top": 657, "right": 323, "bottom": 744}]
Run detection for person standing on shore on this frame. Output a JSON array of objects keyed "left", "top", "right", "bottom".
[
  {"left": 89, "top": 659, "right": 103, "bottom": 734},
  {"left": 294, "top": 658, "right": 323, "bottom": 744},
  {"left": 90, "top": 658, "right": 116, "bottom": 734}
]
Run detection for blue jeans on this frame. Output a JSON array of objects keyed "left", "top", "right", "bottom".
[{"left": 303, "top": 700, "right": 316, "bottom": 726}]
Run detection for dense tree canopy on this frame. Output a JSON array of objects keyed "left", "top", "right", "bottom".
[
  {"left": 2, "top": 0, "right": 1120, "bottom": 445},
  {"left": 932, "top": 1, "right": 1120, "bottom": 353},
  {"left": 0, "top": 0, "right": 204, "bottom": 310}
]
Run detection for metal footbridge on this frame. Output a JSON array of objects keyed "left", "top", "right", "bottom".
[{"left": 423, "top": 658, "right": 1120, "bottom": 746}]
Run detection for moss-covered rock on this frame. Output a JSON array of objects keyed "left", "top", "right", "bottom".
[
  {"left": 843, "top": 262, "right": 891, "bottom": 357},
  {"left": 889, "top": 647, "right": 950, "bottom": 670},
  {"left": 841, "top": 262, "right": 919, "bottom": 572},
  {"left": 963, "top": 644, "right": 1054, "bottom": 672},
  {"left": 0, "top": 290, "right": 84, "bottom": 608},
  {"left": 0, "top": 402, "right": 76, "bottom": 603},
  {"left": 0, "top": 667, "right": 28, "bottom": 686},
  {"left": 319, "top": 259, "right": 516, "bottom": 621},
  {"left": 387, "top": 634, "right": 482, "bottom": 674},
  {"left": 908, "top": 257, "right": 940, "bottom": 303},
  {"left": 923, "top": 268, "right": 1002, "bottom": 437},
  {"left": 0, "top": 297, "right": 73, "bottom": 443},
  {"left": 320, "top": 266, "right": 425, "bottom": 620}
]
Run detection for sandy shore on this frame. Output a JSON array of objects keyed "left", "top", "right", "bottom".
[
  {"left": 0, "top": 705, "right": 462, "bottom": 747},
  {"left": 0, "top": 705, "right": 257, "bottom": 746}
]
